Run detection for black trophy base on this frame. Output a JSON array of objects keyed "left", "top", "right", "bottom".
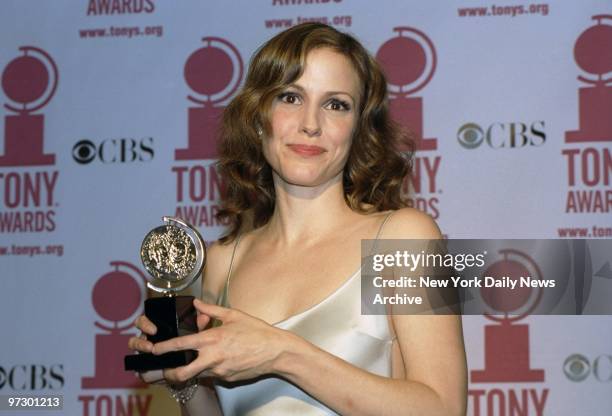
[
  {"left": 125, "top": 295, "right": 198, "bottom": 372},
  {"left": 124, "top": 350, "right": 198, "bottom": 372}
]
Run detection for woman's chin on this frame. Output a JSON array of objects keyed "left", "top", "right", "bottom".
[
  {"left": 276, "top": 173, "right": 333, "bottom": 189},
  {"left": 272, "top": 165, "right": 343, "bottom": 189},
  {"left": 284, "top": 177, "right": 325, "bottom": 188}
]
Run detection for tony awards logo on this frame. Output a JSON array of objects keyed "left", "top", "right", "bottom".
[
  {"left": 561, "top": 14, "right": 611, "bottom": 215},
  {"left": 125, "top": 217, "right": 205, "bottom": 372},
  {"left": 1, "top": 46, "right": 58, "bottom": 166},
  {"left": 565, "top": 14, "right": 612, "bottom": 143},
  {"left": 376, "top": 27, "right": 437, "bottom": 151},
  {"left": 176, "top": 37, "right": 243, "bottom": 160},
  {"left": 471, "top": 249, "right": 544, "bottom": 382},
  {"left": 82, "top": 261, "right": 147, "bottom": 388}
]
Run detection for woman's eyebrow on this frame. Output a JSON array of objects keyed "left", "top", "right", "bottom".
[
  {"left": 325, "top": 91, "right": 355, "bottom": 102},
  {"left": 284, "top": 83, "right": 304, "bottom": 92},
  {"left": 287, "top": 83, "right": 356, "bottom": 104}
]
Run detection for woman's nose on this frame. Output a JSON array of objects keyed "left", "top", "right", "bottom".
[{"left": 299, "top": 104, "right": 322, "bottom": 137}]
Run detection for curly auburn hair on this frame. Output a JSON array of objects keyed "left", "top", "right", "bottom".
[{"left": 216, "top": 22, "right": 413, "bottom": 243}]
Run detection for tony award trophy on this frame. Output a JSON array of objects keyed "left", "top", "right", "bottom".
[{"left": 124, "top": 216, "right": 206, "bottom": 372}]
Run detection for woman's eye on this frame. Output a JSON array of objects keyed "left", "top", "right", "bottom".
[
  {"left": 279, "top": 92, "right": 301, "bottom": 105},
  {"left": 326, "top": 99, "right": 350, "bottom": 111}
]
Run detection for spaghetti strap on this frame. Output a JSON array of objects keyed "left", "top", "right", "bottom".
[
  {"left": 373, "top": 211, "right": 398, "bottom": 342},
  {"left": 374, "top": 211, "right": 394, "bottom": 240},
  {"left": 220, "top": 234, "right": 243, "bottom": 305},
  {"left": 368, "top": 211, "right": 394, "bottom": 256}
]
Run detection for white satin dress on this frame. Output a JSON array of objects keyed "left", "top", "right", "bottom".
[{"left": 214, "top": 214, "right": 395, "bottom": 415}]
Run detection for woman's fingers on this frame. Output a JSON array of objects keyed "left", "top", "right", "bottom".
[
  {"left": 193, "top": 299, "right": 233, "bottom": 321},
  {"left": 133, "top": 301, "right": 245, "bottom": 383},
  {"left": 133, "top": 301, "right": 224, "bottom": 336},
  {"left": 129, "top": 315, "right": 156, "bottom": 352},
  {"left": 163, "top": 365, "right": 197, "bottom": 384},
  {"left": 151, "top": 329, "right": 218, "bottom": 355},
  {"left": 128, "top": 335, "right": 153, "bottom": 353},
  {"left": 163, "top": 350, "right": 222, "bottom": 384},
  {"left": 134, "top": 315, "right": 157, "bottom": 335},
  {"left": 197, "top": 313, "right": 212, "bottom": 331},
  {"left": 138, "top": 369, "right": 165, "bottom": 385}
]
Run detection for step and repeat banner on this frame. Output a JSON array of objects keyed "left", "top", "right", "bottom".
[{"left": 1, "top": 1, "right": 610, "bottom": 415}]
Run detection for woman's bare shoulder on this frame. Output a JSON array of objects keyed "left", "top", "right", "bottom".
[{"left": 383, "top": 207, "right": 442, "bottom": 239}]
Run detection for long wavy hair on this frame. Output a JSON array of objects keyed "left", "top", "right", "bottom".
[{"left": 216, "top": 22, "right": 413, "bottom": 243}]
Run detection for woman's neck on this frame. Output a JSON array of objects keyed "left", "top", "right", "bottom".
[{"left": 263, "top": 172, "right": 357, "bottom": 246}]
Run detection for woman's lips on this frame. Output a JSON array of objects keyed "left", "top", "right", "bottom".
[{"left": 287, "top": 144, "right": 326, "bottom": 156}]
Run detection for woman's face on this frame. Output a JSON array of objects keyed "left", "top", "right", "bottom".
[{"left": 262, "top": 47, "right": 361, "bottom": 188}]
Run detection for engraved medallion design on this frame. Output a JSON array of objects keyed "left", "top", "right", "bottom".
[
  {"left": 138, "top": 216, "right": 206, "bottom": 293},
  {"left": 141, "top": 225, "right": 197, "bottom": 282}
]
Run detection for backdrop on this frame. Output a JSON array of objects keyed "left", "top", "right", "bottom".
[{"left": 1, "top": 1, "right": 610, "bottom": 415}]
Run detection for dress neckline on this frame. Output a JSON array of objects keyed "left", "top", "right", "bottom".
[
  {"left": 220, "top": 266, "right": 361, "bottom": 327},
  {"left": 272, "top": 266, "right": 361, "bottom": 327}
]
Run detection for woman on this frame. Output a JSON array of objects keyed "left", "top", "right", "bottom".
[{"left": 130, "top": 22, "right": 467, "bottom": 415}]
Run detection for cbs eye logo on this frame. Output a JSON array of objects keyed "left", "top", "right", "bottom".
[
  {"left": 457, "top": 121, "right": 546, "bottom": 149},
  {"left": 457, "top": 123, "right": 484, "bottom": 149},
  {"left": 563, "top": 353, "right": 612, "bottom": 383},
  {"left": 72, "top": 140, "right": 96, "bottom": 164},
  {"left": 72, "top": 138, "right": 154, "bottom": 164}
]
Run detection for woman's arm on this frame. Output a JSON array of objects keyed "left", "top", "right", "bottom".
[
  {"left": 275, "top": 315, "right": 466, "bottom": 416},
  {"left": 129, "top": 241, "right": 233, "bottom": 415},
  {"left": 272, "top": 209, "right": 466, "bottom": 415},
  {"left": 178, "top": 379, "right": 223, "bottom": 416}
]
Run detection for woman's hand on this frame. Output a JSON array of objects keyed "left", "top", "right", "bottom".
[
  {"left": 151, "top": 298, "right": 295, "bottom": 384},
  {"left": 127, "top": 315, "right": 165, "bottom": 385}
]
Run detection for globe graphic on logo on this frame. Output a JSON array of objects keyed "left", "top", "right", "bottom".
[
  {"left": 574, "top": 17, "right": 612, "bottom": 76},
  {"left": 2, "top": 56, "right": 49, "bottom": 104},
  {"left": 92, "top": 270, "right": 141, "bottom": 328},
  {"left": 184, "top": 37, "right": 243, "bottom": 104},
  {"left": 377, "top": 36, "right": 426, "bottom": 87},
  {"left": 480, "top": 249, "right": 543, "bottom": 322},
  {"left": 185, "top": 46, "right": 234, "bottom": 96},
  {"left": 1, "top": 46, "right": 58, "bottom": 113},
  {"left": 481, "top": 259, "right": 532, "bottom": 314},
  {"left": 376, "top": 27, "right": 437, "bottom": 96}
]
